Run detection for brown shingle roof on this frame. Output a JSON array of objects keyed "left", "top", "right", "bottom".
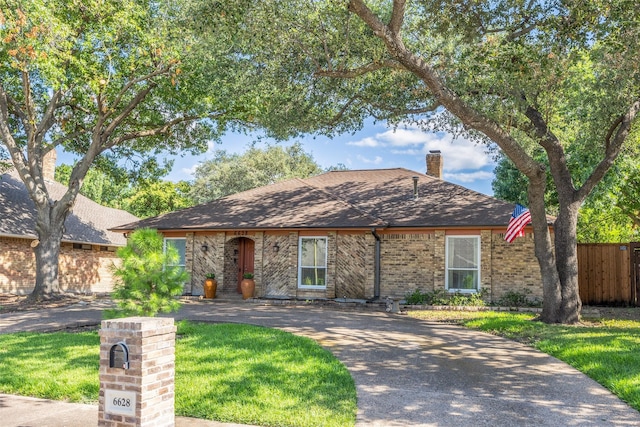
[
  {"left": 0, "top": 170, "right": 139, "bottom": 245},
  {"left": 113, "top": 168, "right": 521, "bottom": 232}
]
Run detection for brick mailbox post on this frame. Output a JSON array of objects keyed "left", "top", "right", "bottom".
[{"left": 98, "top": 317, "right": 176, "bottom": 427}]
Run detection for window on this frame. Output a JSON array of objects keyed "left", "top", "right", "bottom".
[
  {"left": 298, "top": 237, "right": 327, "bottom": 288},
  {"left": 446, "top": 236, "right": 480, "bottom": 292},
  {"left": 164, "top": 238, "right": 186, "bottom": 272},
  {"left": 73, "top": 243, "right": 92, "bottom": 251}
]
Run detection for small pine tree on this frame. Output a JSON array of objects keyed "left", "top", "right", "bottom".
[{"left": 107, "top": 228, "right": 188, "bottom": 317}]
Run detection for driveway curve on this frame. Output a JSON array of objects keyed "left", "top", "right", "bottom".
[
  {"left": 1, "top": 299, "right": 639, "bottom": 426},
  {"left": 175, "top": 301, "right": 640, "bottom": 427}
]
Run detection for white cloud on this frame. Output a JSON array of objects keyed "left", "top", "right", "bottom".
[
  {"left": 376, "top": 128, "right": 429, "bottom": 146},
  {"left": 444, "top": 171, "right": 495, "bottom": 183},
  {"left": 348, "top": 125, "right": 493, "bottom": 172},
  {"left": 347, "top": 136, "right": 381, "bottom": 147},
  {"left": 181, "top": 163, "right": 199, "bottom": 177},
  {"left": 357, "top": 154, "right": 383, "bottom": 165}
]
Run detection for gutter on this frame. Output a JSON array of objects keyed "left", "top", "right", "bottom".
[{"left": 371, "top": 228, "right": 381, "bottom": 300}]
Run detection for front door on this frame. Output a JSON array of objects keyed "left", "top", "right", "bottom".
[{"left": 236, "top": 238, "right": 255, "bottom": 293}]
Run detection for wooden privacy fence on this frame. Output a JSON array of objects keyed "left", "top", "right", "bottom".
[{"left": 577, "top": 242, "right": 639, "bottom": 306}]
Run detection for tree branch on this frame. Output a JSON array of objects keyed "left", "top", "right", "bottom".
[
  {"left": 107, "top": 115, "right": 200, "bottom": 147},
  {"left": 22, "top": 70, "right": 37, "bottom": 136},
  {"left": 102, "top": 85, "right": 155, "bottom": 139},
  {"left": 314, "top": 59, "right": 404, "bottom": 78},
  {"left": 50, "top": 129, "right": 89, "bottom": 147},
  {"left": 109, "top": 63, "right": 172, "bottom": 115},
  {"left": 3, "top": 90, "right": 28, "bottom": 123},
  {"left": 389, "top": 0, "right": 406, "bottom": 35},
  {"left": 577, "top": 99, "right": 640, "bottom": 201},
  {"left": 346, "top": 0, "right": 540, "bottom": 178},
  {"left": 604, "top": 114, "right": 624, "bottom": 150},
  {"left": 35, "top": 89, "right": 63, "bottom": 141},
  {"left": 523, "top": 103, "right": 578, "bottom": 202}
]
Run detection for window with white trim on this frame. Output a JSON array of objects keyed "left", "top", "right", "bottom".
[
  {"left": 163, "top": 238, "right": 186, "bottom": 272},
  {"left": 298, "top": 237, "right": 327, "bottom": 288},
  {"left": 446, "top": 236, "right": 480, "bottom": 292}
]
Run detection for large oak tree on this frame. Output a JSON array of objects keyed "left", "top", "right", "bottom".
[
  {"left": 189, "top": 142, "right": 329, "bottom": 204},
  {"left": 192, "top": 0, "right": 640, "bottom": 323},
  {"left": 0, "top": 0, "right": 256, "bottom": 300}
]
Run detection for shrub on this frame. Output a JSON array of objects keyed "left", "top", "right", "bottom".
[
  {"left": 447, "top": 290, "right": 487, "bottom": 307},
  {"left": 404, "top": 289, "right": 447, "bottom": 305},
  {"left": 107, "top": 228, "right": 188, "bottom": 318},
  {"left": 495, "top": 290, "right": 540, "bottom": 307}
]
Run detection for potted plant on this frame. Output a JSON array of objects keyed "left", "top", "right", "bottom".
[
  {"left": 240, "top": 272, "right": 255, "bottom": 300},
  {"left": 204, "top": 273, "right": 217, "bottom": 299}
]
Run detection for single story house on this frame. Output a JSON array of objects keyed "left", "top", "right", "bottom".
[
  {"left": 112, "top": 152, "right": 546, "bottom": 303},
  {"left": 0, "top": 151, "right": 139, "bottom": 294}
]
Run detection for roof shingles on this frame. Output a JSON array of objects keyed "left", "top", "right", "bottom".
[
  {"left": 114, "top": 168, "right": 518, "bottom": 232},
  {"left": 0, "top": 170, "right": 139, "bottom": 245}
]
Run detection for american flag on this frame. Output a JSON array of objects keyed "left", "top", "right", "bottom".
[{"left": 505, "top": 204, "right": 531, "bottom": 243}]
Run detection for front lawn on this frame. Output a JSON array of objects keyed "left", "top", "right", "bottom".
[
  {"left": 408, "top": 310, "right": 640, "bottom": 412},
  {"left": 0, "top": 321, "right": 356, "bottom": 427}
]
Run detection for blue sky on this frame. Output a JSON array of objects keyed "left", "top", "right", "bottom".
[
  {"left": 163, "top": 120, "right": 498, "bottom": 196},
  {"left": 58, "top": 120, "right": 498, "bottom": 196}
]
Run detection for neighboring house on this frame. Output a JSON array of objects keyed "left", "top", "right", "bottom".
[
  {"left": 0, "top": 151, "right": 139, "bottom": 294},
  {"left": 112, "top": 152, "right": 547, "bottom": 302}
]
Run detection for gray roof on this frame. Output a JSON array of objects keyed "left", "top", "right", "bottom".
[
  {"left": 0, "top": 170, "right": 139, "bottom": 246},
  {"left": 113, "top": 168, "right": 525, "bottom": 232}
]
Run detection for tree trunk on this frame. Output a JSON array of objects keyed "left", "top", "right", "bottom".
[
  {"left": 546, "top": 202, "right": 582, "bottom": 323},
  {"left": 28, "top": 204, "right": 69, "bottom": 301}
]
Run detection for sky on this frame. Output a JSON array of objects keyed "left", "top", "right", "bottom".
[
  {"left": 56, "top": 120, "right": 498, "bottom": 196},
  {"left": 162, "top": 120, "right": 498, "bottom": 196}
]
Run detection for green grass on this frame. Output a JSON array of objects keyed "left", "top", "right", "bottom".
[
  {"left": 409, "top": 310, "right": 640, "bottom": 411},
  {"left": 0, "top": 331, "right": 99, "bottom": 402},
  {"left": 174, "top": 322, "right": 356, "bottom": 427},
  {"left": 0, "top": 322, "right": 356, "bottom": 427}
]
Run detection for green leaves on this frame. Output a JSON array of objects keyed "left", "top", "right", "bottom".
[
  {"left": 109, "top": 228, "right": 188, "bottom": 317},
  {"left": 189, "top": 142, "right": 326, "bottom": 204}
]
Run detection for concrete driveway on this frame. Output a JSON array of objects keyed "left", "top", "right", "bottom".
[
  {"left": 1, "top": 299, "right": 639, "bottom": 426},
  {"left": 174, "top": 301, "right": 640, "bottom": 426}
]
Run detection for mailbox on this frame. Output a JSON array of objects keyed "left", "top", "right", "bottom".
[{"left": 109, "top": 342, "right": 130, "bottom": 369}]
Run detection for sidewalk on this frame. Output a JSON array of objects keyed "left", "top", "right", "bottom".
[
  {"left": 0, "top": 394, "right": 251, "bottom": 427},
  {"left": 2, "top": 299, "right": 640, "bottom": 426}
]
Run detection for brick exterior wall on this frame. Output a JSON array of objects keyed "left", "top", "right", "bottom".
[
  {"left": 180, "top": 228, "right": 543, "bottom": 303},
  {"left": 490, "top": 231, "right": 543, "bottom": 302},
  {"left": 335, "top": 232, "right": 368, "bottom": 299},
  {"left": 379, "top": 232, "right": 437, "bottom": 297},
  {"left": 0, "top": 237, "right": 120, "bottom": 295},
  {"left": 262, "top": 233, "right": 293, "bottom": 297}
]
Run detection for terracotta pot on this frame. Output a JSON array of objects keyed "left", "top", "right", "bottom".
[
  {"left": 204, "top": 279, "right": 217, "bottom": 299},
  {"left": 240, "top": 278, "right": 255, "bottom": 300}
]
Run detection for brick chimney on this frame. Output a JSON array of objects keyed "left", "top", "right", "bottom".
[
  {"left": 43, "top": 148, "right": 57, "bottom": 181},
  {"left": 426, "top": 150, "right": 442, "bottom": 179}
]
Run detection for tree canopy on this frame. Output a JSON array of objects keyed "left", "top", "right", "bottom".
[
  {"left": 493, "top": 150, "right": 640, "bottom": 243},
  {"left": 0, "top": 0, "right": 262, "bottom": 299},
  {"left": 187, "top": 0, "right": 640, "bottom": 323},
  {"left": 55, "top": 163, "right": 193, "bottom": 218},
  {"left": 190, "top": 142, "right": 328, "bottom": 204}
]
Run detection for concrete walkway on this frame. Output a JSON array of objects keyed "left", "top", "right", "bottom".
[{"left": 1, "top": 299, "right": 640, "bottom": 426}]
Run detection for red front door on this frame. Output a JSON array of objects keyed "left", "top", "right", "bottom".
[{"left": 236, "top": 238, "right": 255, "bottom": 293}]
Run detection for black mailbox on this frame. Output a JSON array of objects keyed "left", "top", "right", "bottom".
[{"left": 109, "top": 342, "right": 130, "bottom": 369}]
